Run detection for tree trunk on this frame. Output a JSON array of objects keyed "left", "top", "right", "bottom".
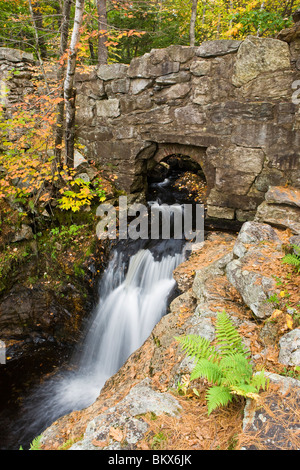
[
  {"left": 64, "top": 0, "right": 85, "bottom": 168},
  {"left": 189, "top": 0, "right": 198, "bottom": 47},
  {"left": 55, "top": 0, "right": 72, "bottom": 168},
  {"left": 29, "top": 0, "right": 47, "bottom": 58},
  {"left": 285, "top": 0, "right": 296, "bottom": 17},
  {"left": 28, "top": 0, "right": 49, "bottom": 92},
  {"left": 257, "top": 2, "right": 265, "bottom": 37},
  {"left": 97, "top": 0, "right": 108, "bottom": 65}
]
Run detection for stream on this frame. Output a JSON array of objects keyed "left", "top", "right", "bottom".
[{"left": 1, "top": 164, "right": 202, "bottom": 450}]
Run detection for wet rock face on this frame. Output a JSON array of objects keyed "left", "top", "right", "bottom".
[
  {"left": 0, "top": 235, "right": 106, "bottom": 363},
  {"left": 71, "top": 35, "right": 300, "bottom": 223},
  {"left": 0, "top": 283, "right": 88, "bottom": 345}
]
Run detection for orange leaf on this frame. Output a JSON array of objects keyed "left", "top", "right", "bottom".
[
  {"left": 91, "top": 439, "right": 107, "bottom": 448},
  {"left": 109, "top": 427, "right": 124, "bottom": 442}
]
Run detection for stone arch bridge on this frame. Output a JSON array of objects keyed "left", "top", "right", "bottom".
[
  {"left": 0, "top": 32, "right": 299, "bottom": 227},
  {"left": 75, "top": 35, "right": 300, "bottom": 225}
]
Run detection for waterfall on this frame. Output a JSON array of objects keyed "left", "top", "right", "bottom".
[
  {"left": 80, "top": 248, "right": 183, "bottom": 378},
  {"left": 12, "top": 206, "right": 186, "bottom": 448},
  {"left": 50, "top": 244, "right": 184, "bottom": 414}
]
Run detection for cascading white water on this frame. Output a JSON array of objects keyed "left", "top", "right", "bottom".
[
  {"left": 52, "top": 245, "right": 184, "bottom": 413},
  {"left": 15, "top": 211, "right": 186, "bottom": 446},
  {"left": 80, "top": 248, "right": 183, "bottom": 376}
]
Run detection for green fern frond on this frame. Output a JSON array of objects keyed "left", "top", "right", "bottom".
[
  {"left": 190, "top": 358, "right": 223, "bottom": 384},
  {"left": 251, "top": 369, "right": 269, "bottom": 392},
  {"left": 219, "top": 353, "right": 253, "bottom": 384},
  {"left": 282, "top": 253, "right": 300, "bottom": 265},
  {"left": 206, "top": 385, "right": 233, "bottom": 415},
  {"left": 29, "top": 434, "right": 42, "bottom": 450},
  {"left": 282, "top": 252, "right": 300, "bottom": 272},
  {"left": 215, "top": 310, "right": 249, "bottom": 357},
  {"left": 175, "top": 334, "right": 219, "bottom": 363}
]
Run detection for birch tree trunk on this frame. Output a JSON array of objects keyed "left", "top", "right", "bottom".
[
  {"left": 189, "top": 0, "right": 198, "bottom": 47},
  {"left": 55, "top": 0, "right": 72, "bottom": 168},
  {"left": 97, "top": 0, "right": 108, "bottom": 65},
  {"left": 257, "top": 2, "right": 265, "bottom": 37},
  {"left": 64, "top": 0, "right": 85, "bottom": 168}
]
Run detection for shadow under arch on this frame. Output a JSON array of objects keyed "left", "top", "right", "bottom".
[
  {"left": 137, "top": 141, "right": 211, "bottom": 204},
  {"left": 136, "top": 141, "right": 213, "bottom": 198}
]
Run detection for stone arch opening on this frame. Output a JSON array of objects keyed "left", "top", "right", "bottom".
[
  {"left": 147, "top": 153, "right": 207, "bottom": 206},
  {"left": 138, "top": 142, "right": 209, "bottom": 206}
]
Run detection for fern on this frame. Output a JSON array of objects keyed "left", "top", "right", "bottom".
[
  {"left": 215, "top": 310, "right": 250, "bottom": 357},
  {"left": 19, "top": 434, "right": 42, "bottom": 450},
  {"left": 282, "top": 245, "right": 300, "bottom": 273},
  {"left": 176, "top": 311, "right": 267, "bottom": 415},
  {"left": 190, "top": 358, "right": 223, "bottom": 384},
  {"left": 174, "top": 334, "right": 218, "bottom": 363},
  {"left": 206, "top": 386, "right": 233, "bottom": 415},
  {"left": 29, "top": 434, "right": 42, "bottom": 450},
  {"left": 251, "top": 369, "right": 269, "bottom": 392},
  {"left": 219, "top": 354, "right": 252, "bottom": 383}
]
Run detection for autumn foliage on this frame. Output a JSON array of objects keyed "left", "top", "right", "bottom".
[{"left": 0, "top": 66, "right": 71, "bottom": 208}]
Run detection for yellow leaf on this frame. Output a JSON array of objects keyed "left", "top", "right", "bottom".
[
  {"left": 286, "top": 314, "right": 294, "bottom": 330},
  {"left": 270, "top": 309, "right": 282, "bottom": 320}
]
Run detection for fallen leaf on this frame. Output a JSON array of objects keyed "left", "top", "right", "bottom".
[
  {"left": 285, "top": 314, "right": 294, "bottom": 330},
  {"left": 92, "top": 439, "right": 107, "bottom": 448},
  {"left": 270, "top": 309, "right": 282, "bottom": 320},
  {"left": 109, "top": 427, "right": 124, "bottom": 442},
  {"left": 138, "top": 441, "right": 150, "bottom": 450}
]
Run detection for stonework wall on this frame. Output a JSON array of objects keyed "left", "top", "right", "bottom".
[
  {"left": 75, "top": 36, "right": 300, "bottom": 223},
  {"left": 0, "top": 48, "right": 35, "bottom": 109}
]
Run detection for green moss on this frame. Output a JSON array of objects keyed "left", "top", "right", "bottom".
[
  {"left": 58, "top": 435, "right": 84, "bottom": 450},
  {"left": 0, "top": 200, "right": 101, "bottom": 306},
  {"left": 0, "top": 242, "right": 34, "bottom": 294},
  {"left": 151, "top": 431, "right": 168, "bottom": 449}
]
